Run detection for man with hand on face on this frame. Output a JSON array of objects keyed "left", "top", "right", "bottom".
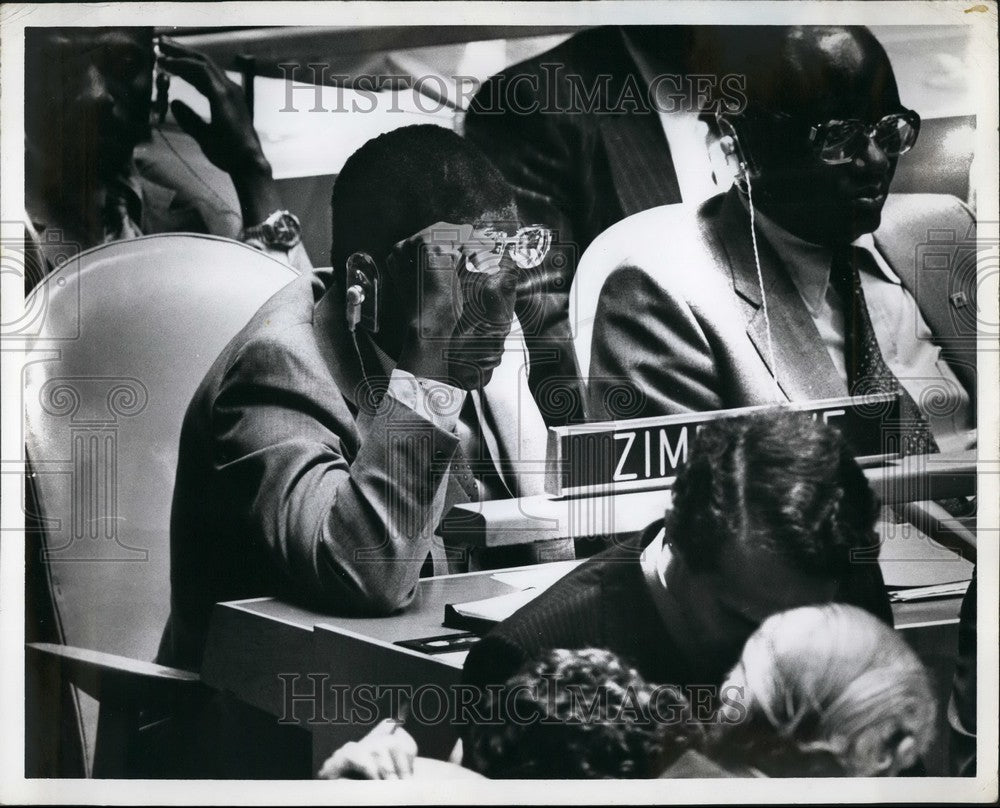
[
  {"left": 24, "top": 27, "right": 309, "bottom": 293},
  {"left": 159, "top": 125, "right": 555, "bottom": 673},
  {"left": 587, "top": 25, "right": 976, "bottom": 458}
]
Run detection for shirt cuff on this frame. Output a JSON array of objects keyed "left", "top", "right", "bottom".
[{"left": 385, "top": 368, "right": 466, "bottom": 432}]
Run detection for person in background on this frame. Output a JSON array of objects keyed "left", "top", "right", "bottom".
[
  {"left": 462, "top": 412, "right": 892, "bottom": 706},
  {"left": 319, "top": 647, "right": 699, "bottom": 780},
  {"left": 24, "top": 27, "right": 310, "bottom": 293},
  {"left": 463, "top": 26, "right": 731, "bottom": 427},
  {"left": 668, "top": 603, "right": 936, "bottom": 777},
  {"left": 587, "top": 25, "right": 976, "bottom": 457}
]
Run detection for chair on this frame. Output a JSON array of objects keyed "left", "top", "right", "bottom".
[
  {"left": 23, "top": 234, "right": 301, "bottom": 777},
  {"left": 568, "top": 204, "right": 683, "bottom": 384}
]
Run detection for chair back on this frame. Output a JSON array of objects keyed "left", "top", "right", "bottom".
[
  {"left": 24, "top": 234, "right": 300, "bottom": 663},
  {"left": 569, "top": 205, "right": 683, "bottom": 384}
]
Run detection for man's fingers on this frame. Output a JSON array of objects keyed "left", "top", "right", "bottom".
[
  {"left": 158, "top": 55, "right": 219, "bottom": 96},
  {"left": 387, "top": 737, "right": 417, "bottom": 778},
  {"left": 368, "top": 717, "right": 399, "bottom": 737},
  {"left": 158, "top": 36, "right": 209, "bottom": 62},
  {"left": 170, "top": 100, "right": 209, "bottom": 144}
]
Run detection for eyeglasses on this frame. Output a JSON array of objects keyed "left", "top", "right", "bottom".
[
  {"left": 476, "top": 225, "right": 552, "bottom": 271},
  {"left": 808, "top": 109, "right": 921, "bottom": 165}
]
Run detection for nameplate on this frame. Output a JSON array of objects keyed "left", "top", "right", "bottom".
[{"left": 545, "top": 394, "right": 900, "bottom": 498}]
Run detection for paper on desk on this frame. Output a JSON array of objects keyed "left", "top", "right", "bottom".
[
  {"left": 490, "top": 560, "right": 583, "bottom": 590},
  {"left": 449, "top": 587, "right": 546, "bottom": 622},
  {"left": 889, "top": 579, "right": 971, "bottom": 602},
  {"left": 875, "top": 518, "right": 974, "bottom": 588}
]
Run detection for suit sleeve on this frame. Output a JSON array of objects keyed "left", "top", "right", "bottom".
[
  {"left": 587, "top": 265, "right": 724, "bottom": 419},
  {"left": 211, "top": 337, "right": 460, "bottom": 615}
]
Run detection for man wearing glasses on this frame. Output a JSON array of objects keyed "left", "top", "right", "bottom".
[
  {"left": 586, "top": 25, "right": 977, "bottom": 456},
  {"left": 160, "top": 125, "right": 559, "bottom": 675}
]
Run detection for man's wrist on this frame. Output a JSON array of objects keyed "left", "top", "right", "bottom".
[{"left": 386, "top": 369, "right": 465, "bottom": 430}]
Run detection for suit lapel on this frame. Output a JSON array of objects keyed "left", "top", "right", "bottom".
[{"left": 715, "top": 190, "right": 846, "bottom": 402}]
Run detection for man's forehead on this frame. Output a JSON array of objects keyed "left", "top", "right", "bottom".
[
  {"left": 35, "top": 27, "right": 152, "bottom": 53},
  {"left": 782, "top": 29, "right": 899, "bottom": 120}
]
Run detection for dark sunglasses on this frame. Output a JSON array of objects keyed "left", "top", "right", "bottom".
[{"left": 808, "top": 109, "right": 921, "bottom": 165}]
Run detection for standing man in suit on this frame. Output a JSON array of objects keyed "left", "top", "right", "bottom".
[
  {"left": 160, "top": 125, "right": 556, "bottom": 673},
  {"left": 24, "top": 28, "right": 309, "bottom": 293},
  {"left": 587, "top": 25, "right": 976, "bottom": 458},
  {"left": 464, "top": 26, "right": 732, "bottom": 426},
  {"left": 463, "top": 412, "right": 893, "bottom": 698}
]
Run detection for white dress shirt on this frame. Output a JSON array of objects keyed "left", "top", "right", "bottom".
[{"left": 754, "top": 210, "right": 975, "bottom": 453}]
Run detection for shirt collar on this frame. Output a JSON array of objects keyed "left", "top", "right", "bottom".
[{"left": 751, "top": 205, "right": 901, "bottom": 314}]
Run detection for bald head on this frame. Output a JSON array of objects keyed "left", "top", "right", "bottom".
[{"left": 709, "top": 26, "right": 908, "bottom": 245}]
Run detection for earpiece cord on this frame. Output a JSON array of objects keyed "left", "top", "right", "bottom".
[{"left": 744, "top": 167, "right": 781, "bottom": 398}]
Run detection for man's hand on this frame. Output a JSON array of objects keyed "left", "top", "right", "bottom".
[
  {"left": 388, "top": 222, "right": 518, "bottom": 390},
  {"left": 157, "top": 37, "right": 282, "bottom": 225},
  {"left": 317, "top": 720, "right": 418, "bottom": 780}
]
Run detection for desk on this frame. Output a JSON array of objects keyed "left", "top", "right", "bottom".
[
  {"left": 442, "top": 450, "right": 976, "bottom": 548},
  {"left": 200, "top": 560, "right": 965, "bottom": 775}
]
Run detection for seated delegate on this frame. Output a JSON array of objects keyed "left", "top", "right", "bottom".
[
  {"left": 158, "top": 125, "right": 557, "bottom": 673},
  {"left": 586, "top": 24, "right": 976, "bottom": 461},
  {"left": 462, "top": 411, "right": 893, "bottom": 702}
]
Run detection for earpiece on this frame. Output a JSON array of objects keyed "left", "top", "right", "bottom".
[
  {"left": 716, "top": 114, "right": 752, "bottom": 194},
  {"left": 345, "top": 252, "right": 380, "bottom": 333}
]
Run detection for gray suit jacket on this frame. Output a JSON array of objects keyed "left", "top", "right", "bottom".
[
  {"left": 159, "top": 269, "right": 547, "bottom": 671},
  {"left": 587, "top": 188, "right": 978, "bottom": 420}
]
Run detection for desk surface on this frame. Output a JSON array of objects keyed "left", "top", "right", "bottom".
[
  {"left": 203, "top": 556, "right": 964, "bottom": 694},
  {"left": 443, "top": 450, "right": 977, "bottom": 547}
]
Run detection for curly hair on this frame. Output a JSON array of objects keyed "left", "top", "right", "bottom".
[
  {"left": 710, "top": 604, "right": 936, "bottom": 776},
  {"left": 666, "top": 411, "right": 880, "bottom": 577},
  {"left": 465, "top": 648, "right": 697, "bottom": 778}
]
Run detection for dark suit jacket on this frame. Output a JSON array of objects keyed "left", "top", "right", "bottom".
[
  {"left": 160, "top": 270, "right": 543, "bottom": 672},
  {"left": 465, "top": 26, "right": 685, "bottom": 426},
  {"left": 462, "top": 525, "right": 893, "bottom": 693},
  {"left": 587, "top": 189, "right": 978, "bottom": 419}
]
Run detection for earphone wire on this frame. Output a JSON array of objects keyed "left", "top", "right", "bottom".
[{"left": 743, "top": 166, "right": 781, "bottom": 398}]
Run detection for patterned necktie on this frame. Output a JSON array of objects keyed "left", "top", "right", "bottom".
[{"left": 829, "top": 246, "right": 939, "bottom": 457}]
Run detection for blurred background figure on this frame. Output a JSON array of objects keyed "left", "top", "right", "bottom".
[
  {"left": 948, "top": 570, "right": 977, "bottom": 776},
  {"left": 319, "top": 647, "right": 699, "bottom": 780},
  {"left": 465, "top": 647, "right": 698, "bottom": 778},
  {"left": 689, "top": 604, "right": 936, "bottom": 777},
  {"left": 464, "top": 26, "right": 721, "bottom": 426},
  {"left": 24, "top": 27, "right": 309, "bottom": 293}
]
